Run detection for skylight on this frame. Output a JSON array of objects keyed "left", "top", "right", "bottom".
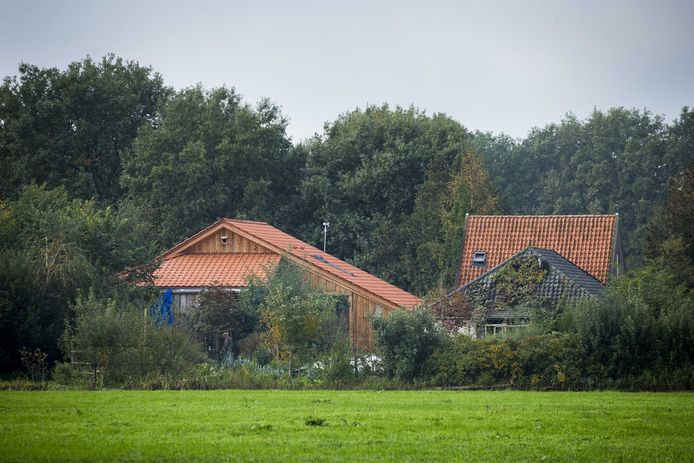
[
  {"left": 312, "top": 255, "right": 355, "bottom": 276},
  {"left": 472, "top": 251, "right": 487, "bottom": 266}
]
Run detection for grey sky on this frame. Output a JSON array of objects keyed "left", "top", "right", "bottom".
[{"left": 1, "top": 0, "right": 693, "bottom": 142}]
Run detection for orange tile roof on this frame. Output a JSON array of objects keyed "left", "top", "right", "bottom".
[
  {"left": 223, "top": 219, "right": 421, "bottom": 308},
  {"left": 158, "top": 219, "right": 421, "bottom": 308},
  {"left": 153, "top": 253, "right": 280, "bottom": 288},
  {"left": 457, "top": 215, "right": 618, "bottom": 287}
]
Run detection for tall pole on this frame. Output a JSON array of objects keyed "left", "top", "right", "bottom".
[{"left": 322, "top": 221, "right": 329, "bottom": 252}]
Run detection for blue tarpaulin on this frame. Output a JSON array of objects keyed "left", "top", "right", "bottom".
[{"left": 151, "top": 289, "right": 174, "bottom": 326}]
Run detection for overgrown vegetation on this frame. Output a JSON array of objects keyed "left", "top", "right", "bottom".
[
  {"left": 247, "top": 260, "right": 348, "bottom": 377},
  {"left": 372, "top": 308, "right": 445, "bottom": 381},
  {"left": 57, "top": 290, "right": 203, "bottom": 388}
]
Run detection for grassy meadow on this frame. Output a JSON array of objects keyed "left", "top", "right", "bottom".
[{"left": 0, "top": 390, "right": 692, "bottom": 462}]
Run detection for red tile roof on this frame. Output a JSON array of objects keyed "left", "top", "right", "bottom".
[
  {"left": 157, "top": 219, "right": 421, "bottom": 308},
  {"left": 457, "top": 215, "right": 618, "bottom": 287},
  {"left": 224, "top": 219, "right": 421, "bottom": 308},
  {"left": 153, "top": 253, "right": 281, "bottom": 288}
]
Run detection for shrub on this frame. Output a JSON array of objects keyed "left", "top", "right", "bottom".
[
  {"left": 425, "top": 265, "right": 694, "bottom": 391},
  {"left": 246, "top": 259, "right": 346, "bottom": 375},
  {"left": 427, "top": 333, "right": 592, "bottom": 389},
  {"left": 19, "top": 347, "right": 48, "bottom": 382},
  {"left": 372, "top": 308, "right": 445, "bottom": 380},
  {"left": 192, "top": 286, "right": 259, "bottom": 352},
  {"left": 567, "top": 265, "right": 694, "bottom": 388},
  {"left": 321, "top": 336, "right": 357, "bottom": 385},
  {"left": 59, "top": 290, "right": 204, "bottom": 388}
]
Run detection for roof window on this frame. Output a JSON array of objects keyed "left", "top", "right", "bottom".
[
  {"left": 472, "top": 251, "right": 487, "bottom": 266},
  {"left": 312, "top": 255, "right": 355, "bottom": 276}
]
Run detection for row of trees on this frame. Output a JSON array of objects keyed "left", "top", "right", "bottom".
[{"left": 6, "top": 56, "right": 691, "bottom": 286}]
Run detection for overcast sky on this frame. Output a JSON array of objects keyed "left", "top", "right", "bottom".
[{"left": 1, "top": 0, "right": 693, "bottom": 141}]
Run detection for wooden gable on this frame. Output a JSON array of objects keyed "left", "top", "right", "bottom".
[
  {"left": 164, "top": 222, "right": 274, "bottom": 259},
  {"left": 184, "top": 227, "right": 272, "bottom": 255}
]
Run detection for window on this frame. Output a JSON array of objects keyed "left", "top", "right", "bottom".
[
  {"left": 472, "top": 251, "right": 487, "bottom": 266},
  {"left": 172, "top": 292, "right": 199, "bottom": 313},
  {"left": 483, "top": 323, "right": 527, "bottom": 337}
]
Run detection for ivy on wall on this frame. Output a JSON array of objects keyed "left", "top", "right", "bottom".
[{"left": 435, "top": 255, "right": 551, "bottom": 331}]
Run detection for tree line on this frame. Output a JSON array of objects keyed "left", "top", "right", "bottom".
[{"left": 1, "top": 54, "right": 692, "bottom": 374}]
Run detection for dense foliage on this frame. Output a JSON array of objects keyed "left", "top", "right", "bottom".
[
  {"left": 372, "top": 308, "right": 445, "bottom": 380},
  {"left": 0, "top": 55, "right": 170, "bottom": 202},
  {"left": 58, "top": 290, "right": 203, "bottom": 388},
  {"left": 0, "top": 185, "right": 156, "bottom": 371},
  {"left": 427, "top": 333, "right": 590, "bottom": 389},
  {"left": 120, "top": 86, "right": 301, "bottom": 245},
  {"left": 249, "top": 260, "right": 347, "bottom": 373},
  {"left": 426, "top": 265, "right": 694, "bottom": 391},
  {"left": 565, "top": 266, "right": 694, "bottom": 388},
  {"left": 191, "top": 287, "right": 259, "bottom": 347},
  {"left": 296, "top": 106, "right": 498, "bottom": 293},
  {"left": 645, "top": 167, "right": 694, "bottom": 287}
]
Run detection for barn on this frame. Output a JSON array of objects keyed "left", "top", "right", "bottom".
[{"left": 152, "top": 218, "right": 421, "bottom": 348}]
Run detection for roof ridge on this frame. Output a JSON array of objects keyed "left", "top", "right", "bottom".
[{"left": 223, "top": 218, "right": 270, "bottom": 225}]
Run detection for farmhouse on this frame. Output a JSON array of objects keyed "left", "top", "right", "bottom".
[
  {"left": 152, "top": 218, "right": 421, "bottom": 347},
  {"left": 442, "top": 214, "right": 625, "bottom": 336}
]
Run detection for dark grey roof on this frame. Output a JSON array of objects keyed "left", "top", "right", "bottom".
[
  {"left": 457, "top": 246, "right": 606, "bottom": 308},
  {"left": 525, "top": 247, "right": 605, "bottom": 297}
]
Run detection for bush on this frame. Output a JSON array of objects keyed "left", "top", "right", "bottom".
[
  {"left": 566, "top": 265, "right": 694, "bottom": 389},
  {"left": 372, "top": 308, "right": 444, "bottom": 380},
  {"left": 427, "top": 333, "right": 593, "bottom": 389},
  {"left": 58, "top": 290, "right": 204, "bottom": 388},
  {"left": 248, "top": 259, "right": 346, "bottom": 374},
  {"left": 192, "top": 286, "right": 259, "bottom": 353},
  {"left": 320, "top": 336, "right": 357, "bottom": 385},
  {"left": 424, "top": 265, "right": 694, "bottom": 391}
]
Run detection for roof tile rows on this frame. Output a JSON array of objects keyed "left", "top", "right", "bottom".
[
  {"left": 457, "top": 215, "right": 617, "bottom": 286},
  {"left": 224, "top": 219, "right": 421, "bottom": 308},
  {"left": 153, "top": 253, "right": 281, "bottom": 288}
]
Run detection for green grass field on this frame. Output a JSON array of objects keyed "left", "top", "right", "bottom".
[{"left": 0, "top": 390, "right": 692, "bottom": 462}]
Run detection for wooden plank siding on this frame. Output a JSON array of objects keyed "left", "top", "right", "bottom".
[
  {"left": 305, "top": 266, "right": 388, "bottom": 349},
  {"left": 187, "top": 230, "right": 272, "bottom": 255}
]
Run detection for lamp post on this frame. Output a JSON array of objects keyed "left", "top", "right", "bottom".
[{"left": 322, "top": 221, "right": 329, "bottom": 252}]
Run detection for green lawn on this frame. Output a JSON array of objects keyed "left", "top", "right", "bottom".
[{"left": 0, "top": 390, "right": 692, "bottom": 462}]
